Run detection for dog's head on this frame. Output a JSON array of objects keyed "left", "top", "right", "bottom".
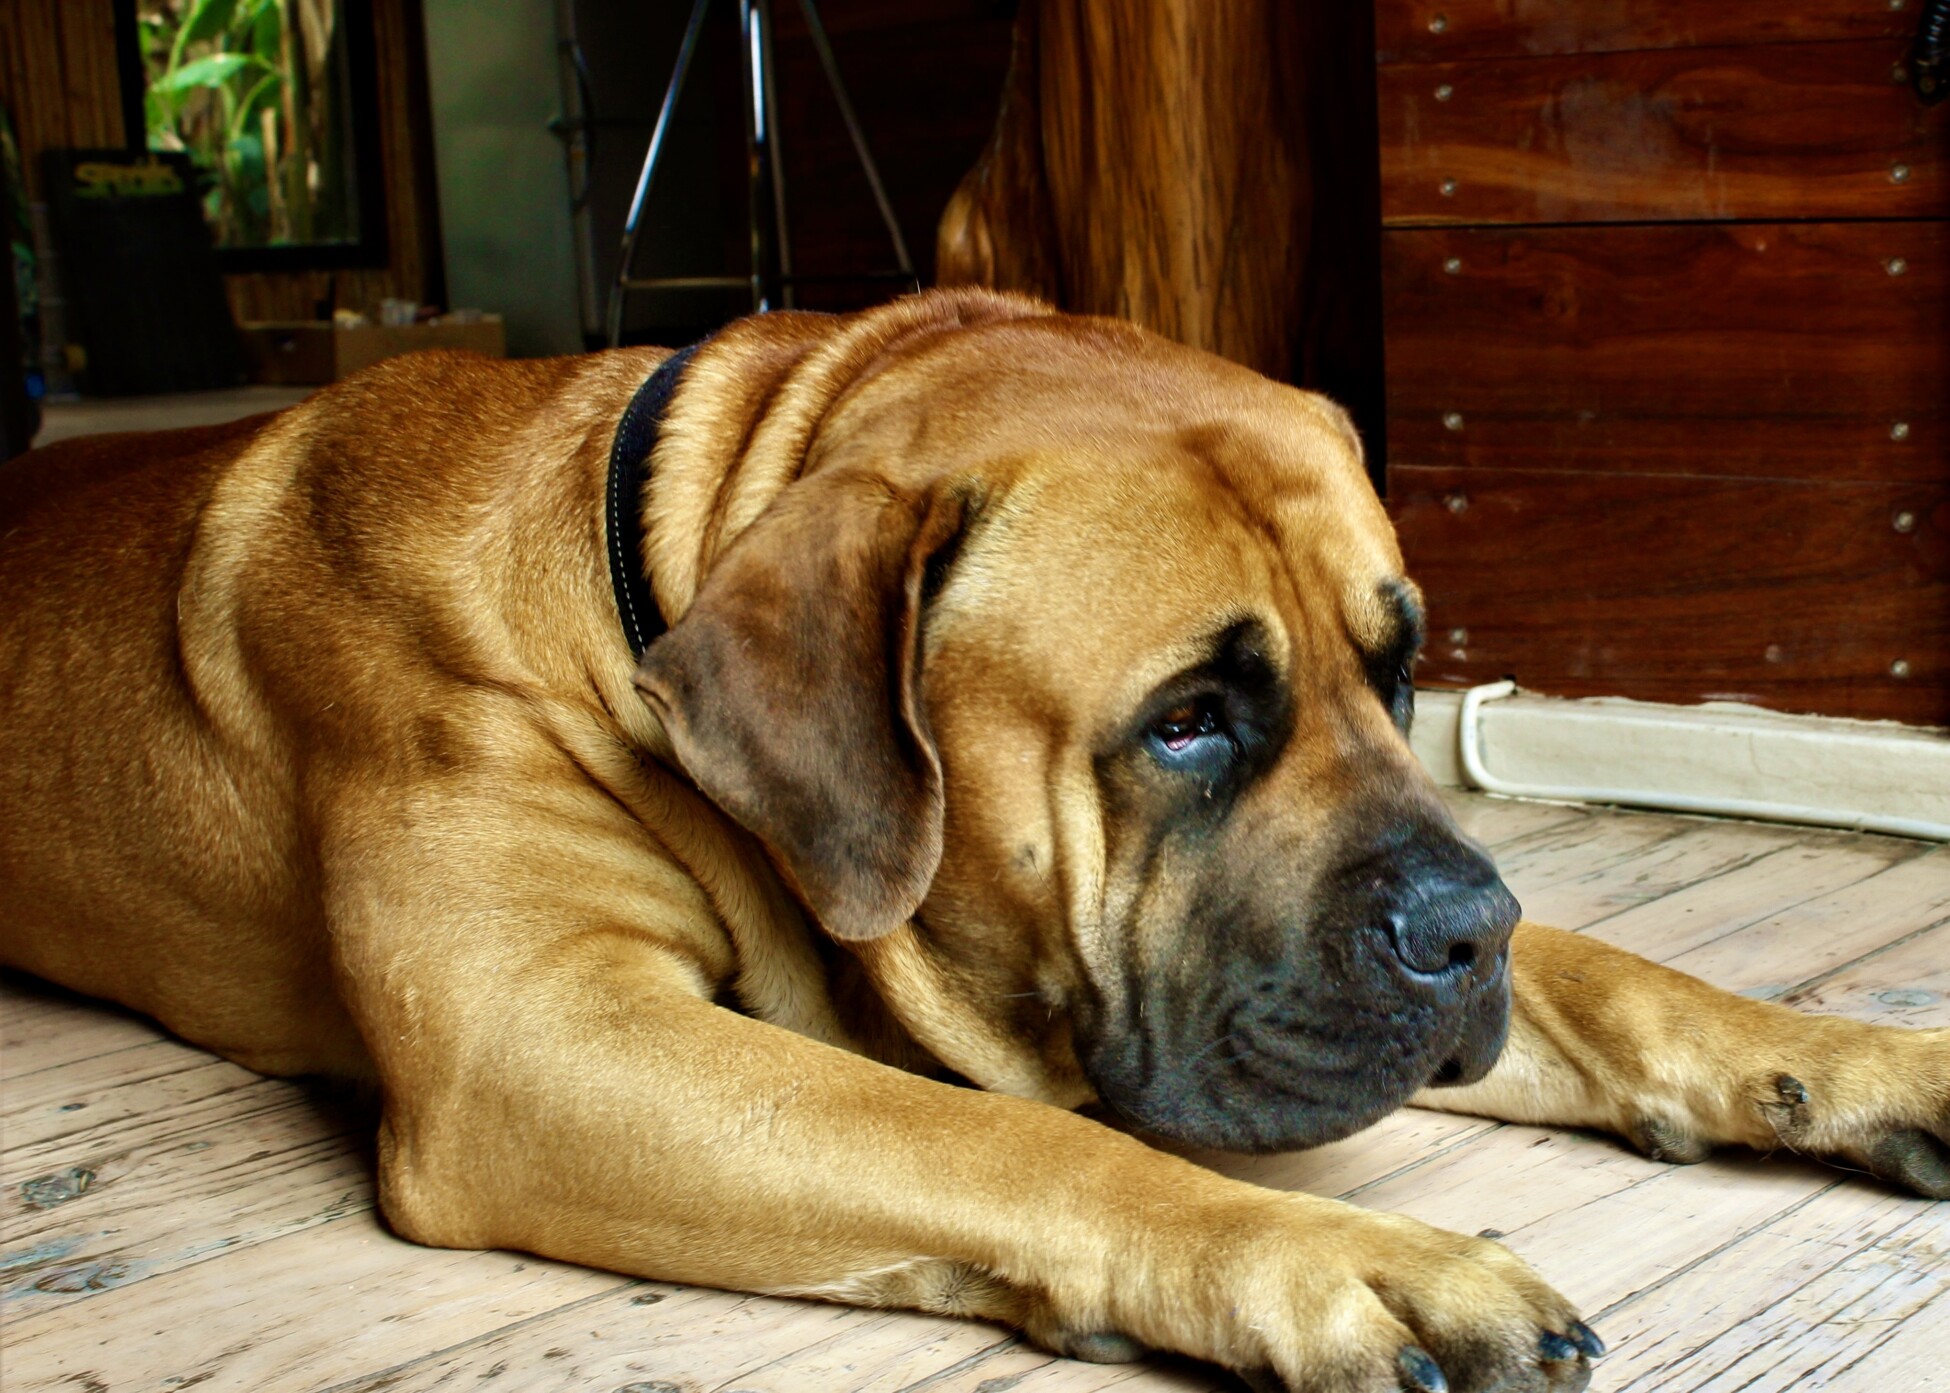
[{"left": 634, "top": 292, "right": 1516, "bottom": 1153}]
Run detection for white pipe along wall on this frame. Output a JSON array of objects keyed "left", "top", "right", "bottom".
[{"left": 1411, "top": 683, "right": 1950, "bottom": 842}]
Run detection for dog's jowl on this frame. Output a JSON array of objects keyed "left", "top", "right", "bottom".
[{"left": 3, "top": 291, "right": 1945, "bottom": 1392}]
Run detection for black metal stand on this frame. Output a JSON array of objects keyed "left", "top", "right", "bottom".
[{"left": 605, "top": 0, "right": 915, "bottom": 346}]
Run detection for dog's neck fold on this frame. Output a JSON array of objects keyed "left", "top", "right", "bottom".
[{"left": 638, "top": 291, "right": 1055, "bottom": 624}]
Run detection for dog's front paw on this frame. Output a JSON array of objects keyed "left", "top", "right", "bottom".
[
  {"left": 1240, "top": 1208, "right": 1601, "bottom": 1393},
  {"left": 1750, "top": 1023, "right": 1950, "bottom": 1198},
  {"left": 1087, "top": 1199, "right": 1601, "bottom": 1393},
  {"left": 1624, "top": 1017, "right": 1950, "bottom": 1198}
]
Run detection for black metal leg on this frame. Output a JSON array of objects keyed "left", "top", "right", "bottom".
[
  {"left": 757, "top": 0, "right": 796, "bottom": 308},
  {"left": 607, "top": 0, "right": 714, "bottom": 345},
  {"left": 795, "top": 0, "right": 914, "bottom": 283},
  {"left": 604, "top": 0, "right": 915, "bottom": 344},
  {"left": 738, "top": 0, "right": 772, "bottom": 312}
]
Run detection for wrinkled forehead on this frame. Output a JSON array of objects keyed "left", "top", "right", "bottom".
[
  {"left": 1191, "top": 400, "right": 1409, "bottom": 657},
  {"left": 941, "top": 415, "right": 1405, "bottom": 716}
]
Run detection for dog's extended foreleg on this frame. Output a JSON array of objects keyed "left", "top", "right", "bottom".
[
  {"left": 332, "top": 839, "right": 1596, "bottom": 1390},
  {"left": 1413, "top": 923, "right": 1950, "bottom": 1197}
]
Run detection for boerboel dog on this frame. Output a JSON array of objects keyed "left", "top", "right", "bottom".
[{"left": 2, "top": 291, "right": 1946, "bottom": 1392}]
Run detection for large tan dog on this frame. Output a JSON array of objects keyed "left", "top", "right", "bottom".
[{"left": 2, "top": 291, "right": 1946, "bottom": 1392}]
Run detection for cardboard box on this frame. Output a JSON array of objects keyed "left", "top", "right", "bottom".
[{"left": 239, "top": 317, "right": 507, "bottom": 385}]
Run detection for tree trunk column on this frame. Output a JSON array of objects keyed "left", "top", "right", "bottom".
[{"left": 936, "top": 0, "right": 1310, "bottom": 382}]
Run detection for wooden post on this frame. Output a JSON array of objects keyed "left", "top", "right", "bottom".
[{"left": 936, "top": 0, "right": 1311, "bottom": 381}]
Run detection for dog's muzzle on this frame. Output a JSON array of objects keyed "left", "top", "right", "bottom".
[{"left": 1076, "top": 817, "right": 1519, "bottom": 1154}]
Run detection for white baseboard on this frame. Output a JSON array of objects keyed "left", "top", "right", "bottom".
[{"left": 1411, "top": 687, "right": 1950, "bottom": 837}]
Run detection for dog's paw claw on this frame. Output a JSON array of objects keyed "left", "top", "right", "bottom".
[
  {"left": 1538, "top": 1331, "right": 1580, "bottom": 1362},
  {"left": 1774, "top": 1074, "right": 1810, "bottom": 1107},
  {"left": 1568, "top": 1320, "right": 1606, "bottom": 1359},
  {"left": 1397, "top": 1344, "right": 1449, "bottom": 1393}
]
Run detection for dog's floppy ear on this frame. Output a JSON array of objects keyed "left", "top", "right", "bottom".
[{"left": 633, "top": 469, "right": 968, "bottom": 942}]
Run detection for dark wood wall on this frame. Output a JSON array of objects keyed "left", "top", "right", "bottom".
[
  {"left": 1376, "top": 0, "right": 1949, "bottom": 725},
  {"left": 0, "top": 2, "right": 127, "bottom": 177},
  {"left": 1, "top": 0, "right": 442, "bottom": 324},
  {"left": 771, "top": 0, "right": 1016, "bottom": 297}
]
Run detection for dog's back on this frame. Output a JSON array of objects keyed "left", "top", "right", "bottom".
[
  {"left": 0, "top": 351, "right": 663, "bottom": 1076},
  {"left": 0, "top": 411, "right": 366, "bottom": 1070}
]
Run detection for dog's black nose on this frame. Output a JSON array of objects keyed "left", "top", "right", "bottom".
[{"left": 1386, "top": 873, "right": 1520, "bottom": 980}]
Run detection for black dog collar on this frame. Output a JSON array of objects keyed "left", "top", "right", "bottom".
[{"left": 605, "top": 344, "right": 699, "bottom": 659}]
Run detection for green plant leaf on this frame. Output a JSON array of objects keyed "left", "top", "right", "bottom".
[
  {"left": 152, "top": 52, "right": 260, "bottom": 95},
  {"left": 226, "top": 70, "right": 285, "bottom": 140},
  {"left": 251, "top": 1, "right": 283, "bottom": 65},
  {"left": 179, "top": 0, "right": 240, "bottom": 46},
  {"left": 227, "top": 130, "right": 266, "bottom": 182}
]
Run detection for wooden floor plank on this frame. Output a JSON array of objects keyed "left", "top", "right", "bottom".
[
  {"left": 987, "top": 1356, "right": 1231, "bottom": 1391},
  {"left": 317, "top": 1291, "right": 1042, "bottom": 1393},
  {"left": 309, "top": 1283, "right": 1232, "bottom": 1393},
  {"left": 1, "top": 1038, "right": 254, "bottom": 1154},
  {"left": 1189, "top": 1105, "right": 1496, "bottom": 1198},
  {"left": 0, "top": 976, "right": 176, "bottom": 1082},
  {"left": 1664, "top": 847, "right": 1950, "bottom": 998},
  {"left": 2, "top": 1216, "right": 628, "bottom": 1392},
  {"left": 1594, "top": 1185, "right": 1945, "bottom": 1392},
  {"left": 1615, "top": 1205, "right": 1947, "bottom": 1393},
  {"left": 1783, "top": 922, "right": 1950, "bottom": 1028},
  {"left": 1578, "top": 836, "right": 1929, "bottom": 965},
  {"left": 0, "top": 1088, "right": 369, "bottom": 1314},
  {"left": 1438, "top": 792, "right": 1596, "bottom": 849},
  {"left": 1496, "top": 816, "right": 1813, "bottom": 933},
  {"left": 1800, "top": 1281, "right": 1950, "bottom": 1390}
]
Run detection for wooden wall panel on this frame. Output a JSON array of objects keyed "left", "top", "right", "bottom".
[
  {"left": 1377, "top": 0, "right": 1910, "bottom": 65},
  {"left": 1384, "top": 222, "right": 1948, "bottom": 483},
  {"left": 1391, "top": 466, "right": 1950, "bottom": 724},
  {"left": 1379, "top": 41, "right": 1947, "bottom": 225},
  {"left": 0, "top": 0, "right": 127, "bottom": 199}
]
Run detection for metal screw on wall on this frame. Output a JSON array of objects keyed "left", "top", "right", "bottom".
[
  {"left": 1893, "top": 509, "right": 1918, "bottom": 533},
  {"left": 1887, "top": 257, "right": 1908, "bottom": 275},
  {"left": 1439, "top": 178, "right": 1459, "bottom": 197},
  {"left": 1434, "top": 84, "right": 1454, "bottom": 101},
  {"left": 1429, "top": 14, "right": 1449, "bottom": 33},
  {"left": 1445, "top": 494, "right": 1469, "bottom": 515},
  {"left": 1891, "top": 659, "right": 1913, "bottom": 679},
  {"left": 1443, "top": 257, "right": 1463, "bottom": 274},
  {"left": 1443, "top": 411, "right": 1465, "bottom": 431},
  {"left": 1890, "top": 164, "right": 1912, "bottom": 183},
  {"left": 1891, "top": 421, "right": 1911, "bottom": 441},
  {"left": 1448, "top": 628, "right": 1469, "bottom": 647}
]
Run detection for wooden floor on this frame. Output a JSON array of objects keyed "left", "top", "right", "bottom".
[
  {"left": 31, "top": 385, "right": 315, "bottom": 449},
  {"left": 4, "top": 792, "right": 1948, "bottom": 1392}
]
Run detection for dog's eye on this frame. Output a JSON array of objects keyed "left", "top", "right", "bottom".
[{"left": 1149, "top": 695, "right": 1230, "bottom": 762}]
